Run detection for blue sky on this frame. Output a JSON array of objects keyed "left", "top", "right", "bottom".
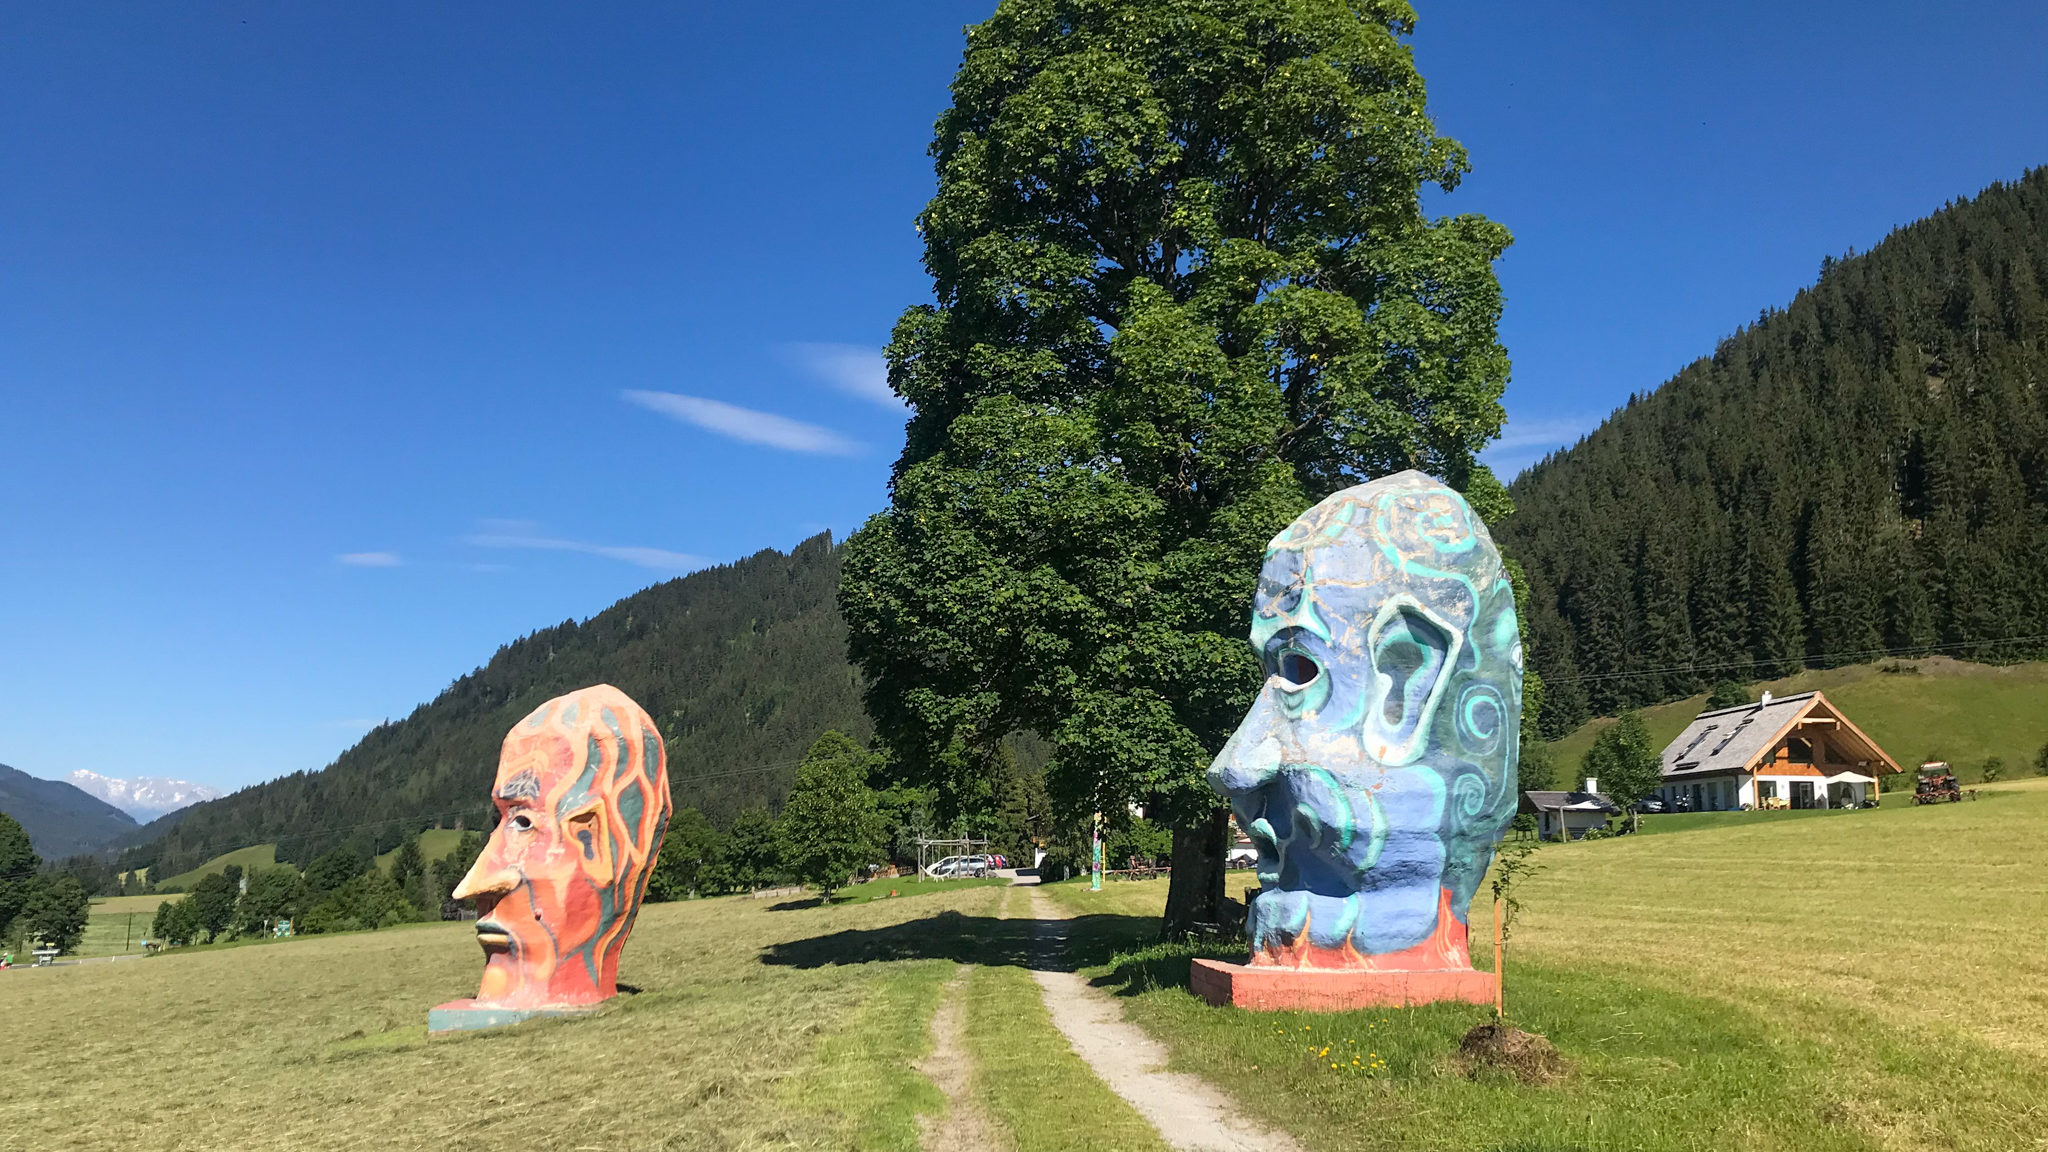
[{"left": 3, "top": 2, "right": 2042, "bottom": 795}]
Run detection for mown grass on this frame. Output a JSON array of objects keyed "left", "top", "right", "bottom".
[
  {"left": 1634, "top": 805, "right": 1853, "bottom": 834},
  {"left": 78, "top": 894, "right": 177, "bottom": 956},
  {"left": 1, "top": 883, "right": 1015, "bottom": 1152},
  {"left": 833, "top": 876, "right": 1009, "bottom": 904},
  {"left": 1548, "top": 655, "right": 2048, "bottom": 783},
  {"left": 963, "top": 887, "right": 1171, "bottom": 1152},
  {"left": 1046, "top": 782, "right": 2048, "bottom": 1151}
]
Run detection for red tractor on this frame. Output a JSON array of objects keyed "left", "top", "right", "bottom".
[{"left": 1914, "top": 763, "right": 1962, "bottom": 805}]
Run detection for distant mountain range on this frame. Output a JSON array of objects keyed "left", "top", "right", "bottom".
[
  {"left": 0, "top": 763, "right": 139, "bottom": 859},
  {"left": 66, "top": 770, "right": 221, "bottom": 823}
]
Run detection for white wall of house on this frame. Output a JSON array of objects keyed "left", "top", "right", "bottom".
[
  {"left": 1659, "top": 775, "right": 1873, "bottom": 810},
  {"left": 1753, "top": 775, "right": 1868, "bottom": 808}
]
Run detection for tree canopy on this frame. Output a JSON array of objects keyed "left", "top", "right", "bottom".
[
  {"left": 777, "top": 732, "right": 883, "bottom": 899},
  {"left": 842, "top": 0, "right": 1510, "bottom": 930},
  {"left": 0, "top": 813, "right": 37, "bottom": 941},
  {"left": 1582, "top": 712, "right": 1662, "bottom": 814}
]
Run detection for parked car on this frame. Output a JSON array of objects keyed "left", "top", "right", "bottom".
[
  {"left": 1633, "top": 797, "right": 1666, "bottom": 815},
  {"left": 925, "top": 855, "right": 990, "bottom": 878}
]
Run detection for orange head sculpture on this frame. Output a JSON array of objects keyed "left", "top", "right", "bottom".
[{"left": 428, "top": 684, "right": 669, "bottom": 1033}]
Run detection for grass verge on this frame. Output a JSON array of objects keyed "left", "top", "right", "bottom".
[{"left": 963, "top": 888, "right": 1171, "bottom": 1152}]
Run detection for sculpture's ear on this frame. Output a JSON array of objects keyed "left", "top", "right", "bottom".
[{"left": 565, "top": 803, "right": 612, "bottom": 878}]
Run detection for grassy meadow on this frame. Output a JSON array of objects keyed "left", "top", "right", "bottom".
[
  {"left": 77, "top": 893, "right": 179, "bottom": 956},
  {"left": 372, "top": 828, "right": 467, "bottom": 873},
  {"left": 9, "top": 781, "right": 2046, "bottom": 1151},
  {"left": 151, "top": 843, "right": 277, "bottom": 892},
  {"left": 4, "top": 883, "right": 1021, "bottom": 1152},
  {"left": 1547, "top": 656, "right": 2048, "bottom": 783}
]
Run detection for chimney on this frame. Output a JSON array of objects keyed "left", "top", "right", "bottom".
[
  {"left": 1760, "top": 690, "right": 1773, "bottom": 705},
  {"left": 1583, "top": 776, "right": 1599, "bottom": 795}
]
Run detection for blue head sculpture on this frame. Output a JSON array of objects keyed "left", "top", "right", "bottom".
[{"left": 1209, "top": 471, "right": 1521, "bottom": 969}]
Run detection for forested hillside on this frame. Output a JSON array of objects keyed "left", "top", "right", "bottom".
[
  {"left": 123, "top": 534, "right": 866, "bottom": 877},
  {"left": 1501, "top": 169, "right": 2048, "bottom": 735},
  {"left": 0, "top": 764, "right": 137, "bottom": 858}
]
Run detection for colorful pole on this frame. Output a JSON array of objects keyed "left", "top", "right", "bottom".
[{"left": 1090, "top": 811, "right": 1103, "bottom": 891}]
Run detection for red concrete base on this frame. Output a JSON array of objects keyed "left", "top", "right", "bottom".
[{"left": 1191, "top": 958, "right": 1497, "bottom": 1011}]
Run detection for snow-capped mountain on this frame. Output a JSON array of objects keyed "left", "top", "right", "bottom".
[{"left": 67, "top": 770, "right": 221, "bottom": 822}]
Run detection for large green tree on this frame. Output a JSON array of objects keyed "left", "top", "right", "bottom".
[
  {"left": 0, "top": 813, "right": 38, "bottom": 940},
  {"left": 20, "top": 873, "right": 90, "bottom": 954},
  {"left": 1581, "top": 711, "right": 1663, "bottom": 824},
  {"left": 842, "top": 0, "right": 1510, "bottom": 932},
  {"left": 777, "top": 731, "right": 884, "bottom": 899},
  {"left": 187, "top": 871, "right": 240, "bottom": 944}
]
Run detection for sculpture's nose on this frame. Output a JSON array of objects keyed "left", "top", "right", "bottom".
[
  {"left": 1207, "top": 684, "right": 1288, "bottom": 796},
  {"left": 451, "top": 851, "right": 518, "bottom": 902}
]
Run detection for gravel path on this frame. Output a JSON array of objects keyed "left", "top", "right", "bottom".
[{"left": 1025, "top": 890, "right": 1303, "bottom": 1152}]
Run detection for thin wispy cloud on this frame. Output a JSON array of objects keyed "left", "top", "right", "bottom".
[
  {"left": 783, "top": 342, "right": 904, "bottom": 410},
  {"left": 464, "top": 520, "right": 704, "bottom": 572},
  {"left": 1481, "top": 415, "right": 1600, "bottom": 479},
  {"left": 336, "top": 551, "right": 402, "bottom": 567},
  {"left": 622, "top": 389, "right": 862, "bottom": 456}
]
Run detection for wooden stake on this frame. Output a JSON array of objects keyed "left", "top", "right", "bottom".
[{"left": 1493, "top": 896, "right": 1505, "bottom": 1020}]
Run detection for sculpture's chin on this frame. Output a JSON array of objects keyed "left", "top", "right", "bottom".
[{"left": 1248, "top": 886, "right": 1472, "bottom": 971}]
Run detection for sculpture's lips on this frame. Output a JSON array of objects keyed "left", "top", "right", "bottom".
[{"left": 474, "top": 921, "right": 513, "bottom": 951}]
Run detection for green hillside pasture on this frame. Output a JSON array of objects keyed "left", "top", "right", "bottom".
[
  {"left": 1048, "top": 782, "right": 2048, "bottom": 1151},
  {"left": 1, "top": 883, "right": 1012, "bottom": 1152},
  {"left": 151, "top": 843, "right": 276, "bottom": 893},
  {"left": 372, "top": 828, "right": 466, "bottom": 873},
  {"left": 1549, "top": 657, "right": 2048, "bottom": 785},
  {"left": 80, "top": 894, "right": 179, "bottom": 957}
]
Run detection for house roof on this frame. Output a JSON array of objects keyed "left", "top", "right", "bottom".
[
  {"left": 1520, "top": 790, "right": 1622, "bottom": 815},
  {"left": 1658, "top": 690, "right": 1902, "bottom": 780}
]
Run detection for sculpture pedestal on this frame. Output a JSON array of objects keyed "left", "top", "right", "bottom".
[
  {"left": 428, "top": 998, "right": 599, "bottom": 1034},
  {"left": 1191, "top": 958, "right": 1496, "bottom": 1011}
]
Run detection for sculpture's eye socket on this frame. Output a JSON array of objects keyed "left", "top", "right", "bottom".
[
  {"left": 1372, "top": 607, "right": 1450, "bottom": 732},
  {"left": 1277, "top": 650, "right": 1321, "bottom": 689},
  {"left": 510, "top": 813, "right": 535, "bottom": 832}
]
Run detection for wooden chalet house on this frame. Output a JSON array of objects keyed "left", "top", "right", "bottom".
[{"left": 1655, "top": 690, "right": 1902, "bottom": 812}]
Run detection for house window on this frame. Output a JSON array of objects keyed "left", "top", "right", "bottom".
[
  {"left": 1757, "top": 780, "right": 1777, "bottom": 801},
  {"left": 1786, "top": 738, "right": 1813, "bottom": 763}
]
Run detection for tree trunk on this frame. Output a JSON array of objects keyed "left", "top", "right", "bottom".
[{"left": 1161, "top": 805, "right": 1230, "bottom": 939}]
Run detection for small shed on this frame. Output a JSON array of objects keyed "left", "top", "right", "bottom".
[{"left": 1520, "top": 789, "right": 1622, "bottom": 841}]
